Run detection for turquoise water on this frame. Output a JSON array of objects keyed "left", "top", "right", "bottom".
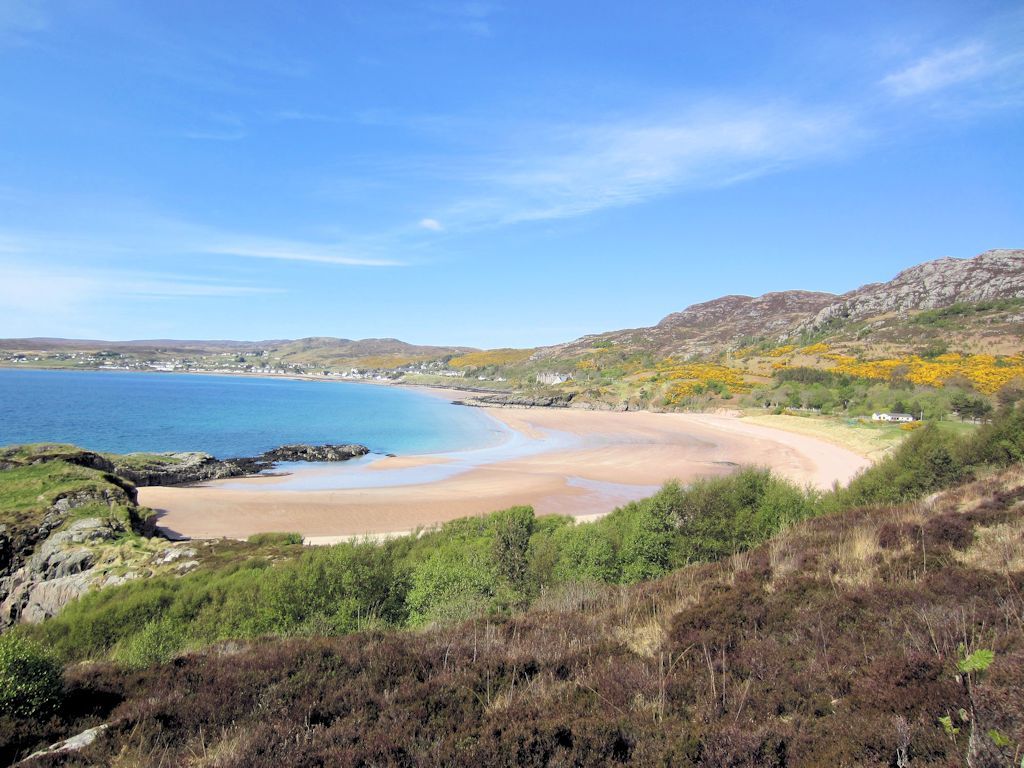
[{"left": 0, "top": 369, "right": 507, "bottom": 458}]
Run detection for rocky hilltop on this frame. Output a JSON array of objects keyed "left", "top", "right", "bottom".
[
  {"left": 534, "top": 249, "right": 1024, "bottom": 359},
  {"left": 802, "top": 248, "right": 1024, "bottom": 331}
]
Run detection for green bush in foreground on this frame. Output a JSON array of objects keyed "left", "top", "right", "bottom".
[{"left": 0, "top": 634, "right": 62, "bottom": 717}]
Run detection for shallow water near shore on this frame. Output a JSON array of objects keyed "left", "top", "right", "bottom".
[
  {"left": 218, "top": 423, "right": 581, "bottom": 491},
  {"left": 0, "top": 368, "right": 506, "bottom": 457}
]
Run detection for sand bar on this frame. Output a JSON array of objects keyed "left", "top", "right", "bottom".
[{"left": 138, "top": 407, "right": 870, "bottom": 540}]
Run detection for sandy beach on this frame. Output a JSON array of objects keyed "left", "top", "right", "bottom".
[{"left": 138, "top": 404, "right": 870, "bottom": 541}]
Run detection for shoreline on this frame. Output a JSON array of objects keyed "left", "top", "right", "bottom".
[
  {"left": 138, "top": 407, "right": 871, "bottom": 541},
  {"left": 0, "top": 363, "right": 497, "bottom": 400}
]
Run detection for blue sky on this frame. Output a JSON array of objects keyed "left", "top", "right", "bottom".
[{"left": 1, "top": 0, "right": 1022, "bottom": 347}]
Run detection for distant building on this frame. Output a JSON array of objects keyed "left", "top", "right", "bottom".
[
  {"left": 536, "top": 372, "right": 572, "bottom": 385},
  {"left": 872, "top": 412, "right": 915, "bottom": 423}
]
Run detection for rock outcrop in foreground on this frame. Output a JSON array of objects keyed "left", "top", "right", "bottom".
[{"left": 0, "top": 441, "right": 370, "bottom": 628}]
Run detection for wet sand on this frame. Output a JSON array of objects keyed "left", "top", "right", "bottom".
[{"left": 138, "top": 407, "right": 870, "bottom": 540}]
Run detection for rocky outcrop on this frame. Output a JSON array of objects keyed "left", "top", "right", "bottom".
[
  {"left": 457, "top": 393, "right": 576, "bottom": 409},
  {"left": 110, "top": 452, "right": 267, "bottom": 487},
  {"left": 261, "top": 444, "right": 370, "bottom": 462},
  {"left": 1, "top": 443, "right": 371, "bottom": 489},
  {"left": 20, "top": 724, "right": 110, "bottom": 764},
  {"left": 0, "top": 485, "right": 137, "bottom": 577},
  {"left": 113, "top": 444, "right": 371, "bottom": 487},
  {"left": 1, "top": 516, "right": 130, "bottom": 627},
  {"left": 800, "top": 249, "right": 1024, "bottom": 332}
]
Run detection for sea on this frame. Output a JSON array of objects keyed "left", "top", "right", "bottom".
[{"left": 0, "top": 368, "right": 508, "bottom": 459}]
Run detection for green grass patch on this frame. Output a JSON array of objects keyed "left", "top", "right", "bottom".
[{"left": 0, "top": 462, "right": 112, "bottom": 528}]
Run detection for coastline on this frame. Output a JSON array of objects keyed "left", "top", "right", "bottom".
[{"left": 138, "top": 406, "right": 871, "bottom": 541}]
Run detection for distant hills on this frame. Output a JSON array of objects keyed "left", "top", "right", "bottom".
[{"left": 2, "top": 249, "right": 1023, "bottom": 404}]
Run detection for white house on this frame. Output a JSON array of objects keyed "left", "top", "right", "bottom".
[
  {"left": 872, "top": 412, "right": 915, "bottom": 423},
  {"left": 536, "top": 372, "right": 572, "bottom": 385}
]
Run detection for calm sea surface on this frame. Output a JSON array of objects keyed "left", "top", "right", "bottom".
[{"left": 0, "top": 369, "right": 506, "bottom": 458}]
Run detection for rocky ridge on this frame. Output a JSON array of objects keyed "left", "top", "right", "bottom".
[
  {"left": 800, "top": 248, "right": 1024, "bottom": 332},
  {"left": 534, "top": 249, "right": 1024, "bottom": 359}
]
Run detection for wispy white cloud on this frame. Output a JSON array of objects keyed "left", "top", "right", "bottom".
[
  {"left": 201, "top": 239, "right": 406, "bottom": 266},
  {"left": 436, "top": 102, "right": 858, "bottom": 227},
  {"left": 271, "top": 109, "right": 346, "bottom": 124},
  {"left": 882, "top": 42, "right": 1003, "bottom": 97},
  {"left": 0, "top": 262, "right": 278, "bottom": 316},
  {"left": 177, "top": 112, "right": 247, "bottom": 141},
  {"left": 418, "top": 218, "right": 443, "bottom": 232},
  {"left": 0, "top": 214, "right": 406, "bottom": 270}
]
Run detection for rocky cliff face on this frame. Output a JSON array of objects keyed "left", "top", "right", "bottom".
[{"left": 0, "top": 482, "right": 151, "bottom": 628}]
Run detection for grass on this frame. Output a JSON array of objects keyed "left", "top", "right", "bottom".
[
  {"left": 740, "top": 412, "right": 909, "bottom": 459},
  {"left": 0, "top": 462, "right": 116, "bottom": 528},
  {"left": 102, "top": 452, "right": 183, "bottom": 469}
]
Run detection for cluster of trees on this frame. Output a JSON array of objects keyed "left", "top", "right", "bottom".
[{"left": 752, "top": 366, "right": 1017, "bottom": 421}]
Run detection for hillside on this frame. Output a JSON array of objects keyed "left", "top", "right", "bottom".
[
  {"left": 3, "top": 412, "right": 1024, "bottom": 765},
  {"left": 2, "top": 250, "right": 1023, "bottom": 412},
  {"left": 0, "top": 337, "right": 476, "bottom": 378},
  {"left": 533, "top": 249, "right": 1024, "bottom": 360}
]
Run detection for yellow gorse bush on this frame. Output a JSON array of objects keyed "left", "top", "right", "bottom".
[
  {"left": 824, "top": 353, "right": 1024, "bottom": 394},
  {"left": 655, "top": 359, "right": 751, "bottom": 405},
  {"left": 799, "top": 342, "right": 830, "bottom": 355}
]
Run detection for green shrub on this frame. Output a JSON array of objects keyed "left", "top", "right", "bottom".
[
  {"left": 113, "top": 615, "right": 187, "bottom": 668},
  {"left": 247, "top": 531, "right": 303, "bottom": 546},
  {"left": 553, "top": 524, "right": 618, "bottom": 583},
  {"left": 406, "top": 539, "right": 497, "bottom": 626},
  {"left": 831, "top": 424, "right": 968, "bottom": 509},
  {"left": 489, "top": 506, "right": 534, "bottom": 587},
  {"left": 673, "top": 469, "right": 811, "bottom": 562},
  {"left": 619, "top": 483, "right": 680, "bottom": 582},
  {"left": 0, "top": 634, "right": 62, "bottom": 717}
]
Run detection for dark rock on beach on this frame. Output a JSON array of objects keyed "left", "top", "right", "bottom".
[
  {"left": 114, "top": 443, "right": 371, "bottom": 487},
  {"left": 455, "top": 393, "right": 576, "bottom": 409},
  {"left": 261, "top": 444, "right": 370, "bottom": 463}
]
